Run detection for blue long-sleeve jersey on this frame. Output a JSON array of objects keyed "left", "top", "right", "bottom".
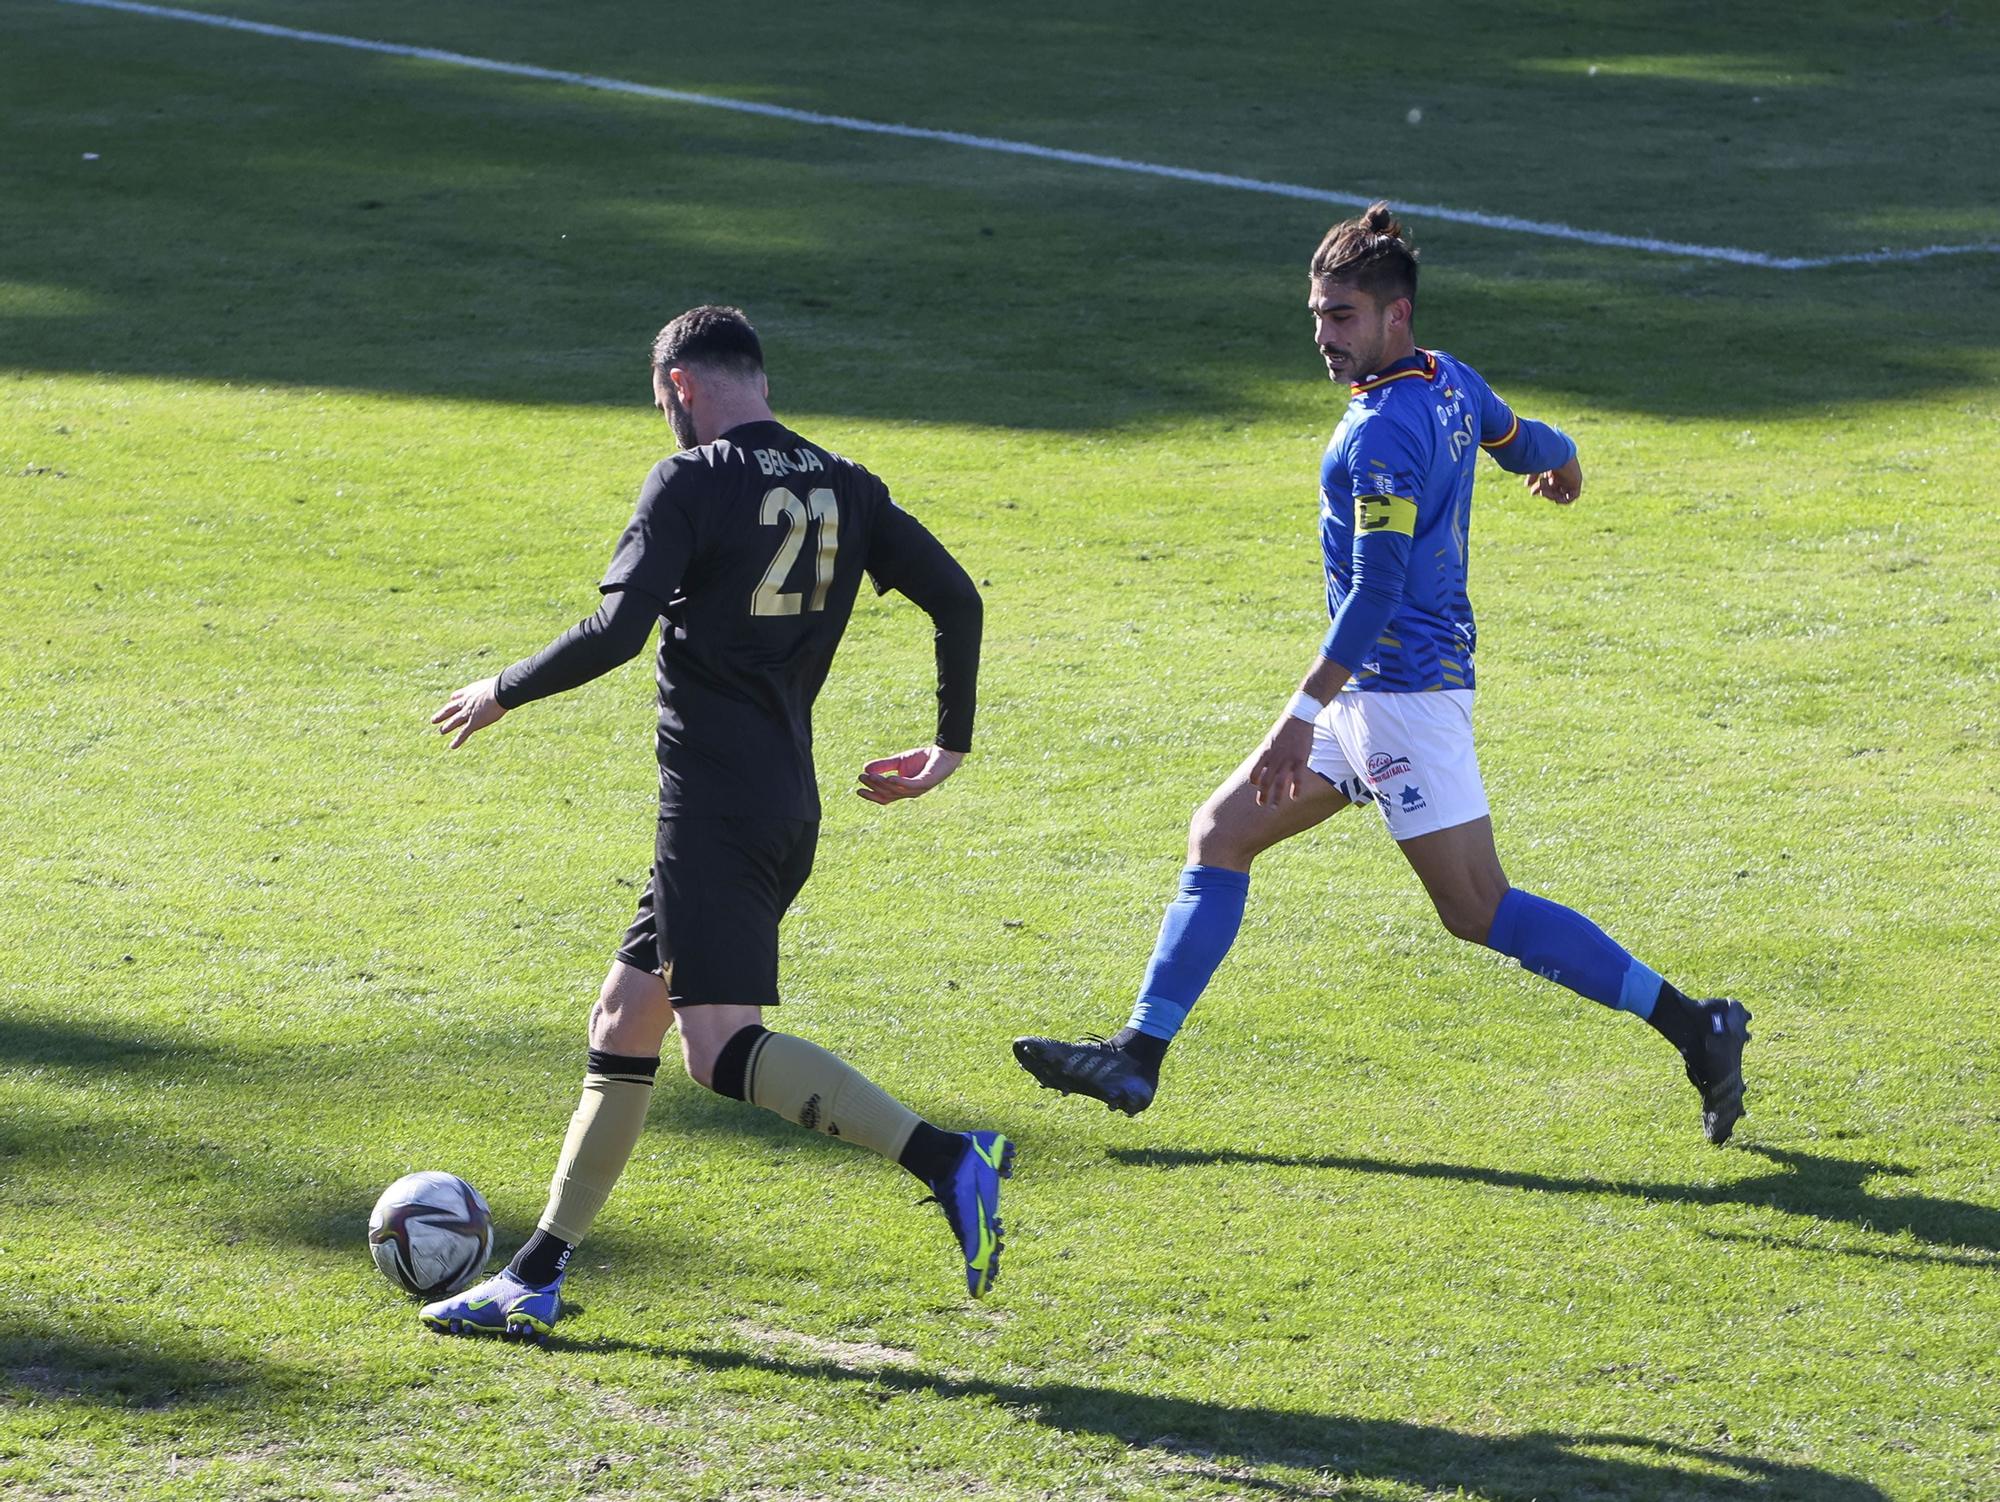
[{"left": 1318, "top": 348, "right": 1575, "bottom": 693}]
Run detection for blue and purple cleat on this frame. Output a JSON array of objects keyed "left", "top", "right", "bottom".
[
  {"left": 419, "top": 1270, "right": 563, "bottom": 1340},
  {"left": 928, "top": 1130, "right": 1014, "bottom": 1298}
]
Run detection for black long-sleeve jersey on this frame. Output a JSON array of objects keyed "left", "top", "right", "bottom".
[{"left": 496, "top": 418, "right": 981, "bottom": 820}]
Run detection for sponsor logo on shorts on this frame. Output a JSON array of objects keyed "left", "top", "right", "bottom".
[
  {"left": 1366, "top": 752, "right": 1413, "bottom": 785},
  {"left": 1397, "top": 784, "right": 1427, "bottom": 813}
]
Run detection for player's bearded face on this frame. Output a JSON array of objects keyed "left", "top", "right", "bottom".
[
  {"left": 659, "top": 374, "right": 698, "bottom": 448},
  {"left": 1311, "top": 280, "right": 1395, "bottom": 384}
]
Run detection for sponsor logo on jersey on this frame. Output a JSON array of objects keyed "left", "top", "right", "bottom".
[
  {"left": 1447, "top": 410, "right": 1477, "bottom": 462},
  {"left": 1365, "top": 752, "right": 1413, "bottom": 784}
]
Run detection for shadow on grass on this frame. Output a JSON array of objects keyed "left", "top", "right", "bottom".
[
  {"left": 0, "top": 1015, "right": 220, "bottom": 1074},
  {"left": 2, "top": 1120, "right": 383, "bottom": 1259},
  {"left": 1110, "top": 1144, "right": 2000, "bottom": 1265},
  {"left": 640, "top": 1345, "right": 1886, "bottom": 1501},
  {"left": 0, "top": 1326, "right": 285, "bottom": 1411},
  {"left": 0, "top": 1042, "right": 830, "bottom": 1268},
  {"left": 1694, "top": 1226, "right": 2000, "bottom": 1271}
]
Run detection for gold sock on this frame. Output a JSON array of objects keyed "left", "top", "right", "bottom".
[
  {"left": 537, "top": 1068, "right": 655, "bottom": 1245},
  {"left": 742, "top": 1031, "right": 920, "bottom": 1162}
]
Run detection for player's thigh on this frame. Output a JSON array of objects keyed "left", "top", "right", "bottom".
[
  {"left": 1190, "top": 744, "right": 1352, "bottom": 868},
  {"left": 1337, "top": 690, "right": 1506, "bottom": 940}
]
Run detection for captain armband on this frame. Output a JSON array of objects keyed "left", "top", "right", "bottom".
[{"left": 1355, "top": 493, "right": 1418, "bottom": 538}]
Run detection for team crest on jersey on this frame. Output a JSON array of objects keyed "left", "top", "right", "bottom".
[{"left": 1366, "top": 752, "right": 1413, "bottom": 785}]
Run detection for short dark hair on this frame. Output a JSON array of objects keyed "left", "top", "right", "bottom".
[
  {"left": 1310, "top": 201, "right": 1419, "bottom": 309},
  {"left": 650, "top": 304, "right": 764, "bottom": 377}
]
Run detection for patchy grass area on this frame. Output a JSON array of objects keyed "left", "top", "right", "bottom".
[{"left": 3, "top": 2, "right": 1996, "bottom": 1498}]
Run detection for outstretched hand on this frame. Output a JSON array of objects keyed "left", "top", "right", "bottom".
[
  {"left": 1525, "top": 455, "right": 1583, "bottom": 505},
  {"left": 1247, "top": 716, "right": 1315, "bottom": 807},
  {"left": 856, "top": 745, "right": 964, "bottom": 805},
  {"left": 431, "top": 676, "right": 506, "bottom": 750}
]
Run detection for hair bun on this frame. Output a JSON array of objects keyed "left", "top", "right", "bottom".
[{"left": 1362, "top": 201, "right": 1403, "bottom": 239}]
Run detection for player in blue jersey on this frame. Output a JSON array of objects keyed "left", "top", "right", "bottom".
[{"left": 1015, "top": 203, "right": 1751, "bottom": 1144}]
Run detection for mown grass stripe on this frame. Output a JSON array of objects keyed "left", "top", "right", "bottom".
[{"left": 47, "top": 0, "right": 2000, "bottom": 272}]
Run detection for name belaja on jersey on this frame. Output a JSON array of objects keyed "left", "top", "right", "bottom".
[{"left": 753, "top": 446, "right": 827, "bottom": 477}]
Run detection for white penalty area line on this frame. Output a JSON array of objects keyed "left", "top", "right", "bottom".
[{"left": 52, "top": 0, "right": 2000, "bottom": 273}]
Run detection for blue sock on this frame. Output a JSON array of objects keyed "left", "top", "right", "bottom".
[
  {"left": 1484, "top": 887, "right": 1663, "bottom": 1017},
  {"left": 1125, "top": 865, "right": 1251, "bottom": 1041}
]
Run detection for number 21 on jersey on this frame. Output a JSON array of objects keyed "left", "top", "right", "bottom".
[{"left": 751, "top": 486, "right": 839, "bottom": 616}]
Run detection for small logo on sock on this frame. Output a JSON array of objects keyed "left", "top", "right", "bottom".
[{"left": 799, "top": 1094, "right": 822, "bottom": 1131}]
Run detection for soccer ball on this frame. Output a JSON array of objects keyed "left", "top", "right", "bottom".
[{"left": 367, "top": 1172, "right": 494, "bottom": 1297}]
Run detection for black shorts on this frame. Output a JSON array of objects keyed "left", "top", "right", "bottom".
[{"left": 613, "top": 816, "right": 818, "bottom": 1006}]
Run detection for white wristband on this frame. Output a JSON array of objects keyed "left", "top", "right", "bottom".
[{"left": 1284, "top": 690, "right": 1325, "bottom": 724}]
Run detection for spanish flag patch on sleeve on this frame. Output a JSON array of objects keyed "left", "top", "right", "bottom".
[{"left": 1356, "top": 493, "right": 1418, "bottom": 537}]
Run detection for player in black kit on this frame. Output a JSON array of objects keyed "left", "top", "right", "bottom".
[{"left": 421, "top": 306, "right": 1012, "bottom": 1338}]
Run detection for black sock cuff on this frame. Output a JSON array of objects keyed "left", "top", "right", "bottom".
[
  {"left": 507, "top": 1228, "right": 575, "bottom": 1288},
  {"left": 1108, "top": 1026, "right": 1169, "bottom": 1070},
  {"left": 1645, "top": 982, "right": 1703, "bottom": 1053},
  {"left": 898, "top": 1121, "right": 967, "bottom": 1184},
  {"left": 585, "top": 1049, "right": 660, "bottom": 1083},
  {"left": 708, "top": 1024, "right": 770, "bottom": 1101}
]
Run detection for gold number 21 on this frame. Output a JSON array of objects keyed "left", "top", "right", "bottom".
[{"left": 751, "top": 486, "right": 840, "bottom": 616}]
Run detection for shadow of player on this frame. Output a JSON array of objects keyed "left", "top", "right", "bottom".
[
  {"left": 1109, "top": 1143, "right": 2000, "bottom": 1265},
  {"left": 631, "top": 1345, "right": 1889, "bottom": 1501}
]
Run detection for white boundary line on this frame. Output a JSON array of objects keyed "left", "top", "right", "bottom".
[{"left": 48, "top": 0, "right": 2000, "bottom": 272}]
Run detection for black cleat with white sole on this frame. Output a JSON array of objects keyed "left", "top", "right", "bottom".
[{"left": 1012, "top": 1035, "right": 1157, "bottom": 1116}]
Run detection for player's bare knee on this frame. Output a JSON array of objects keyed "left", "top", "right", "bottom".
[
  {"left": 684, "top": 1044, "right": 718, "bottom": 1092},
  {"left": 1189, "top": 801, "right": 1253, "bottom": 870},
  {"left": 1434, "top": 888, "right": 1503, "bottom": 944},
  {"left": 678, "top": 1029, "right": 720, "bottom": 1091},
  {"left": 590, "top": 963, "right": 672, "bottom": 1054},
  {"left": 588, "top": 977, "right": 625, "bottom": 1034},
  {"left": 1436, "top": 905, "right": 1485, "bottom": 943},
  {"left": 673, "top": 1006, "right": 768, "bottom": 1095}
]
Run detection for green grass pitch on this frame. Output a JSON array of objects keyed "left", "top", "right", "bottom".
[{"left": 3, "top": 2, "right": 1998, "bottom": 1498}]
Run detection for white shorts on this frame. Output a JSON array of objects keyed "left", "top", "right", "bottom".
[{"left": 1306, "top": 689, "right": 1489, "bottom": 840}]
